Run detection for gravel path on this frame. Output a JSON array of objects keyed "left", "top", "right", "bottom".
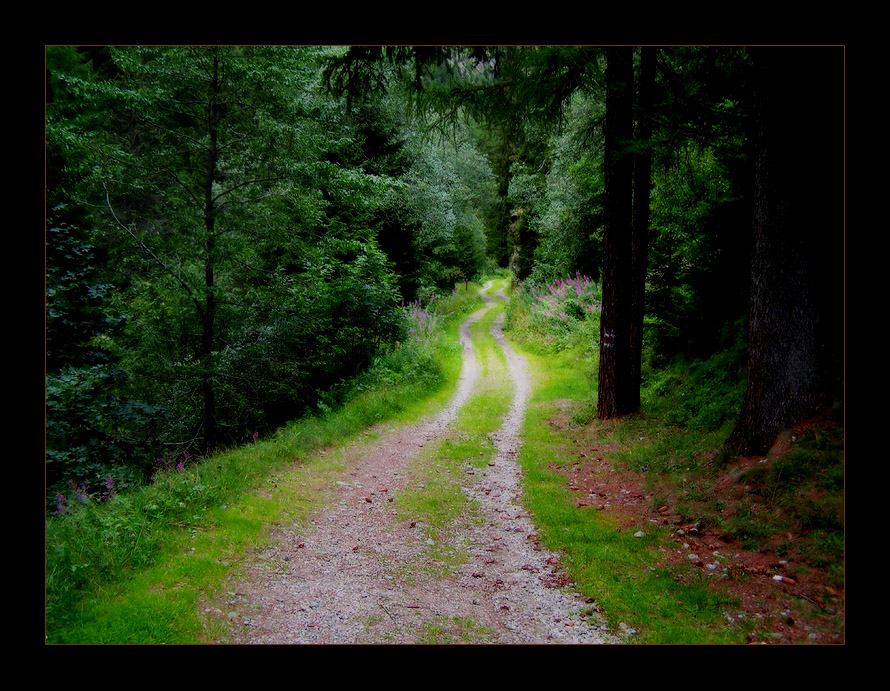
[{"left": 210, "top": 283, "right": 618, "bottom": 644}]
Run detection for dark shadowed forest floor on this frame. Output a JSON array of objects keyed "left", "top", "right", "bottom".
[{"left": 545, "top": 409, "right": 845, "bottom": 644}]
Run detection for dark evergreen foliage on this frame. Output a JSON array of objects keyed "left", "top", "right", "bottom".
[
  {"left": 45, "top": 210, "right": 166, "bottom": 504},
  {"left": 45, "top": 45, "right": 844, "bottom": 507}
]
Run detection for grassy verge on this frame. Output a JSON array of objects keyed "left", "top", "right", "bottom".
[
  {"left": 504, "top": 275, "right": 844, "bottom": 643},
  {"left": 516, "top": 343, "right": 743, "bottom": 643},
  {"left": 45, "top": 283, "right": 485, "bottom": 644}
]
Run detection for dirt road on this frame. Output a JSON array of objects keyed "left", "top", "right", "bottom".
[{"left": 210, "top": 282, "right": 617, "bottom": 644}]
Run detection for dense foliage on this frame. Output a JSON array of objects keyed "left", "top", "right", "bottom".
[
  {"left": 45, "top": 284, "right": 483, "bottom": 636},
  {"left": 505, "top": 49, "right": 755, "bottom": 362},
  {"left": 46, "top": 46, "right": 843, "bottom": 643},
  {"left": 45, "top": 46, "right": 498, "bottom": 505},
  {"left": 46, "top": 45, "right": 842, "bottom": 503}
]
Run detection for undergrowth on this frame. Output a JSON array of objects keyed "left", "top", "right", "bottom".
[{"left": 503, "top": 272, "right": 600, "bottom": 355}]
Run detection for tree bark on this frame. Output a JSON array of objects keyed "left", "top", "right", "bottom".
[
  {"left": 727, "top": 48, "right": 843, "bottom": 455},
  {"left": 629, "top": 46, "right": 656, "bottom": 412},
  {"left": 201, "top": 51, "right": 221, "bottom": 453},
  {"left": 598, "top": 48, "right": 635, "bottom": 419}
]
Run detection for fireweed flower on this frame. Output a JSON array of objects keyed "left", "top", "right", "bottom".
[
  {"left": 176, "top": 461, "right": 184, "bottom": 471},
  {"left": 404, "top": 298, "right": 440, "bottom": 346}
]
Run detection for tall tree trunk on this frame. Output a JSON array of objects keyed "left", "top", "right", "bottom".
[
  {"left": 629, "top": 46, "right": 656, "bottom": 412},
  {"left": 727, "top": 48, "right": 843, "bottom": 455},
  {"left": 598, "top": 47, "right": 635, "bottom": 419},
  {"left": 201, "top": 51, "right": 221, "bottom": 453}
]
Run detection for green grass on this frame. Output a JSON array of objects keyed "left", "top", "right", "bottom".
[
  {"left": 418, "top": 616, "right": 496, "bottom": 644},
  {"left": 513, "top": 342, "right": 746, "bottom": 643}
]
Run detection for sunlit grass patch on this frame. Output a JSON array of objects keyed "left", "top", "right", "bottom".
[{"left": 418, "top": 616, "right": 496, "bottom": 644}]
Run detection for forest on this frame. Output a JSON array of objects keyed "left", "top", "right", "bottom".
[{"left": 46, "top": 46, "right": 844, "bottom": 642}]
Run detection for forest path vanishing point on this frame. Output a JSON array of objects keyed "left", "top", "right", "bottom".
[{"left": 208, "top": 280, "right": 617, "bottom": 644}]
